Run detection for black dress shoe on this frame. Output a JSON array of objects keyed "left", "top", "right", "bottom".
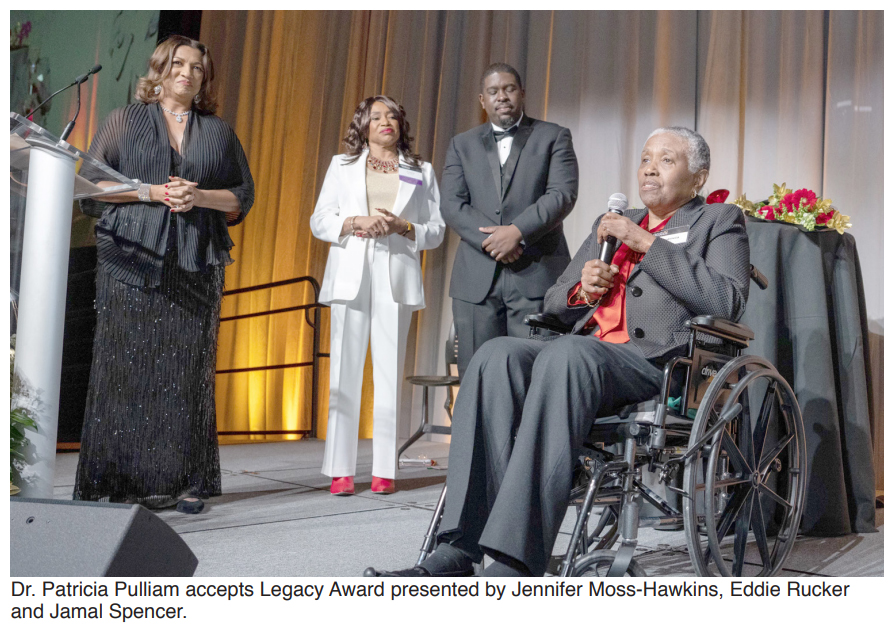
[
  {"left": 363, "top": 565, "right": 474, "bottom": 577},
  {"left": 176, "top": 498, "right": 205, "bottom": 514}
]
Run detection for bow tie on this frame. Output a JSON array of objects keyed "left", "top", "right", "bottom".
[{"left": 493, "top": 126, "right": 517, "bottom": 141}]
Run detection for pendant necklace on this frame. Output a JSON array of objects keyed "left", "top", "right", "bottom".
[{"left": 160, "top": 105, "right": 190, "bottom": 123}]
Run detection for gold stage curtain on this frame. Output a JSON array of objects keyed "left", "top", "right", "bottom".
[
  {"left": 203, "top": 11, "right": 357, "bottom": 440},
  {"left": 202, "top": 10, "right": 503, "bottom": 441}
]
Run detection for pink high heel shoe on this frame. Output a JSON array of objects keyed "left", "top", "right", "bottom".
[
  {"left": 371, "top": 476, "right": 395, "bottom": 494},
  {"left": 330, "top": 476, "right": 355, "bottom": 496}
]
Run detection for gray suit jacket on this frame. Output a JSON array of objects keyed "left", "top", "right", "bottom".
[
  {"left": 543, "top": 199, "right": 751, "bottom": 359},
  {"left": 441, "top": 115, "right": 579, "bottom": 304}
]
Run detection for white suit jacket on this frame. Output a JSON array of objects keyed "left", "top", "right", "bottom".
[{"left": 310, "top": 151, "right": 445, "bottom": 310}]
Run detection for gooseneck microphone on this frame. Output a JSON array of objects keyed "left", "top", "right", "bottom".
[
  {"left": 24, "top": 64, "right": 102, "bottom": 121},
  {"left": 598, "top": 192, "right": 629, "bottom": 264},
  {"left": 60, "top": 65, "right": 102, "bottom": 142},
  {"left": 74, "top": 64, "right": 103, "bottom": 85}
]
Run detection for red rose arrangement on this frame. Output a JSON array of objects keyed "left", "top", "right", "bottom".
[{"left": 732, "top": 183, "right": 851, "bottom": 234}]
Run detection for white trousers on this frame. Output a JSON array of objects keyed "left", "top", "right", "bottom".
[{"left": 321, "top": 245, "right": 411, "bottom": 479}]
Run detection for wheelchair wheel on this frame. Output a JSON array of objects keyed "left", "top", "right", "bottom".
[
  {"left": 683, "top": 355, "right": 806, "bottom": 576},
  {"left": 572, "top": 550, "right": 647, "bottom": 577}
]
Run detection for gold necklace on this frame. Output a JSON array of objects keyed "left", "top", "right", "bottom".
[{"left": 367, "top": 154, "right": 398, "bottom": 173}]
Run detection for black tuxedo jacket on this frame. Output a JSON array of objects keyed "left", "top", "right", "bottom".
[{"left": 441, "top": 115, "right": 579, "bottom": 303}]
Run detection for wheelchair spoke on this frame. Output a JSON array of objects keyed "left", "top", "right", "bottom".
[
  {"left": 720, "top": 428, "right": 752, "bottom": 474},
  {"left": 758, "top": 482, "right": 792, "bottom": 510},
  {"left": 751, "top": 492, "right": 773, "bottom": 571},
  {"left": 758, "top": 432, "right": 794, "bottom": 474},
  {"left": 684, "top": 356, "right": 806, "bottom": 578},
  {"left": 714, "top": 484, "right": 753, "bottom": 543},
  {"left": 732, "top": 495, "right": 754, "bottom": 576},
  {"left": 712, "top": 476, "right": 751, "bottom": 489},
  {"left": 752, "top": 381, "right": 777, "bottom": 466}
]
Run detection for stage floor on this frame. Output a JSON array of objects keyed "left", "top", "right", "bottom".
[{"left": 52, "top": 439, "right": 883, "bottom": 577}]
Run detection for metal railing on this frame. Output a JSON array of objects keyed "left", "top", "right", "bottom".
[{"left": 216, "top": 276, "right": 328, "bottom": 439}]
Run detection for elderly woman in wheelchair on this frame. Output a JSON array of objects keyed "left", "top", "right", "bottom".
[{"left": 367, "top": 126, "right": 805, "bottom": 578}]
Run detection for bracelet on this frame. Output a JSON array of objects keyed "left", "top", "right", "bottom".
[
  {"left": 578, "top": 289, "right": 599, "bottom": 307},
  {"left": 401, "top": 221, "right": 413, "bottom": 236},
  {"left": 138, "top": 183, "right": 151, "bottom": 203},
  {"left": 349, "top": 216, "right": 357, "bottom": 235}
]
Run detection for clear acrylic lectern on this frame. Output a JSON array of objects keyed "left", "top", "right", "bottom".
[{"left": 10, "top": 112, "right": 139, "bottom": 498}]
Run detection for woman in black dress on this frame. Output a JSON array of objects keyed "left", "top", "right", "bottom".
[{"left": 73, "top": 35, "right": 254, "bottom": 513}]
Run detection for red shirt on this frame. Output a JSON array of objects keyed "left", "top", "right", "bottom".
[{"left": 567, "top": 215, "right": 670, "bottom": 343}]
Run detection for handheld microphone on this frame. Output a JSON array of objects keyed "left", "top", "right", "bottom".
[
  {"left": 60, "top": 65, "right": 102, "bottom": 142},
  {"left": 24, "top": 64, "right": 102, "bottom": 120},
  {"left": 597, "top": 193, "right": 629, "bottom": 264}
]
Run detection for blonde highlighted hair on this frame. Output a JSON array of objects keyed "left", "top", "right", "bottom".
[{"left": 135, "top": 35, "right": 217, "bottom": 114}]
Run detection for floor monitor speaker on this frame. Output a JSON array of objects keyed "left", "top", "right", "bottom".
[{"left": 10, "top": 498, "right": 198, "bottom": 576}]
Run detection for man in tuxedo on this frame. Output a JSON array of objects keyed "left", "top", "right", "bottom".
[{"left": 441, "top": 63, "right": 579, "bottom": 377}]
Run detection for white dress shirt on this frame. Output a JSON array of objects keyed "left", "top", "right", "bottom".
[{"left": 491, "top": 112, "right": 524, "bottom": 166}]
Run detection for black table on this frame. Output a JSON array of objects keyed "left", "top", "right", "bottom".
[{"left": 742, "top": 220, "right": 877, "bottom": 535}]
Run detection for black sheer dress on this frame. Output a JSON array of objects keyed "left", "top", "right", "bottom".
[{"left": 74, "top": 103, "right": 254, "bottom": 506}]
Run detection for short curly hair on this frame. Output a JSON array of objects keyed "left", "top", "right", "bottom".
[{"left": 647, "top": 126, "right": 710, "bottom": 173}]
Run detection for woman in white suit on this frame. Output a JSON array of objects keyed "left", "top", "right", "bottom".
[{"left": 310, "top": 96, "right": 445, "bottom": 496}]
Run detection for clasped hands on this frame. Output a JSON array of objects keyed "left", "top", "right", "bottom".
[
  {"left": 153, "top": 176, "right": 203, "bottom": 213},
  {"left": 580, "top": 212, "right": 657, "bottom": 300},
  {"left": 351, "top": 209, "right": 409, "bottom": 238},
  {"left": 479, "top": 224, "right": 523, "bottom": 264}
]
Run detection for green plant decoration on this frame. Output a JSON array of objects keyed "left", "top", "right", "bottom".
[{"left": 10, "top": 335, "right": 38, "bottom": 495}]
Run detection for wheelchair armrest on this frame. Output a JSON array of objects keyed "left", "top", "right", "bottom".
[
  {"left": 686, "top": 315, "right": 754, "bottom": 345},
  {"left": 524, "top": 313, "right": 573, "bottom": 335},
  {"left": 750, "top": 264, "right": 769, "bottom": 290}
]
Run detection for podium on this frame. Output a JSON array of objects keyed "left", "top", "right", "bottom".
[{"left": 10, "top": 113, "right": 138, "bottom": 498}]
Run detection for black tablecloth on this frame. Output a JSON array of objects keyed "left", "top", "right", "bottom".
[{"left": 742, "top": 220, "right": 877, "bottom": 535}]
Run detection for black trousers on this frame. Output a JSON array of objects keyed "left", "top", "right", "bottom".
[
  {"left": 438, "top": 335, "right": 663, "bottom": 576},
  {"left": 452, "top": 267, "right": 543, "bottom": 379}
]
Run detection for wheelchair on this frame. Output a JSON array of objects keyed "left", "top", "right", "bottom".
[{"left": 406, "top": 266, "right": 806, "bottom": 577}]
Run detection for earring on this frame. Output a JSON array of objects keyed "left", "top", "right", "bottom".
[
  {"left": 194, "top": 94, "right": 201, "bottom": 104},
  {"left": 691, "top": 190, "right": 697, "bottom": 199},
  {"left": 153, "top": 85, "right": 161, "bottom": 95}
]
